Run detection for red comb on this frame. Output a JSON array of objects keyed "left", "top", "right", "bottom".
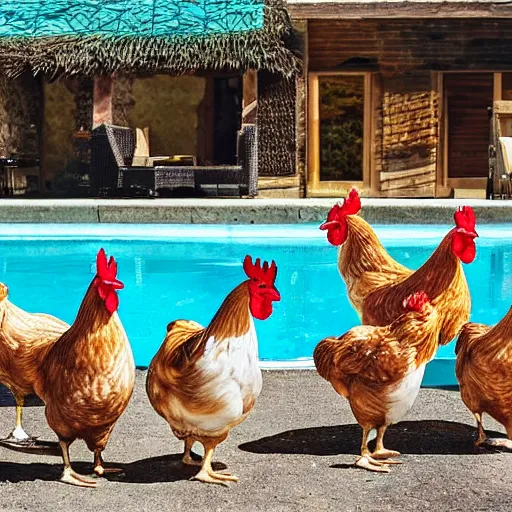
[
  {"left": 323, "top": 188, "right": 361, "bottom": 225},
  {"left": 96, "top": 248, "right": 119, "bottom": 281},
  {"left": 403, "top": 291, "right": 430, "bottom": 312},
  {"left": 342, "top": 188, "right": 362, "bottom": 216},
  {"left": 454, "top": 206, "right": 476, "bottom": 232},
  {"left": 243, "top": 255, "right": 277, "bottom": 285}
]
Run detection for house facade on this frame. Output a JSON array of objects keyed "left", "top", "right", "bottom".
[
  {"left": 0, "top": 0, "right": 300, "bottom": 196},
  {"left": 281, "top": 0, "right": 512, "bottom": 198}
]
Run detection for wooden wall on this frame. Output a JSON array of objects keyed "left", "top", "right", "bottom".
[
  {"left": 308, "top": 19, "right": 512, "bottom": 73},
  {"left": 378, "top": 74, "right": 439, "bottom": 197},
  {"left": 306, "top": 19, "right": 512, "bottom": 196}
]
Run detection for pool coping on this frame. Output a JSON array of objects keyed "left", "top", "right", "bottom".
[{"left": 1, "top": 198, "right": 512, "bottom": 224}]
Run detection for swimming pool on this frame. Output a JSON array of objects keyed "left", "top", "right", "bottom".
[{"left": 1, "top": 223, "right": 511, "bottom": 387}]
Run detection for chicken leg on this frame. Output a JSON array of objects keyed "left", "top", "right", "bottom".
[
  {"left": 59, "top": 440, "right": 97, "bottom": 488},
  {"left": 191, "top": 438, "right": 239, "bottom": 486},
  {"left": 355, "top": 428, "right": 391, "bottom": 473},
  {"left": 474, "top": 414, "right": 512, "bottom": 451},
  {"left": 371, "top": 425, "right": 402, "bottom": 463},
  {"left": 182, "top": 438, "right": 202, "bottom": 466},
  {"left": 6, "top": 394, "right": 32, "bottom": 442},
  {"left": 93, "top": 449, "right": 123, "bottom": 476}
]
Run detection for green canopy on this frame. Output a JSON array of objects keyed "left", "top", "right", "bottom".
[{"left": 0, "top": 0, "right": 300, "bottom": 78}]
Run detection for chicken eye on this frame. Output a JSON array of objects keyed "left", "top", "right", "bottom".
[{"left": 258, "top": 283, "right": 266, "bottom": 289}]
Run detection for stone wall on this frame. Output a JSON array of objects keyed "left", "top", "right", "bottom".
[
  {"left": 0, "top": 72, "right": 40, "bottom": 157},
  {"left": 42, "top": 79, "right": 76, "bottom": 184},
  {"left": 115, "top": 75, "right": 206, "bottom": 158},
  {"left": 257, "top": 72, "right": 297, "bottom": 176}
]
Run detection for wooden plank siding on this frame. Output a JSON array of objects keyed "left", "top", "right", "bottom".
[
  {"left": 308, "top": 20, "right": 512, "bottom": 74},
  {"left": 305, "top": 19, "right": 512, "bottom": 197},
  {"left": 444, "top": 73, "right": 493, "bottom": 179}
]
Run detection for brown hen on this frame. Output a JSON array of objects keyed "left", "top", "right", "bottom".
[
  {"left": 320, "top": 188, "right": 412, "bottom": 316},
  {"left": 0, "top": 282, "right": 69, "bottom": 444},
  {"left": 360, "top": 206, "right": 478, "bottom": 346},
  {"left": 146, "top": 255, "right": 280, "bottom": 486},
  {"left": 314, "top": 291, "right": 441, "bottom": 472},
  {"left": 34, "top": 249, "right": 135, "bottom": 488},
  {"left": 455, "top": 307, "right": 512, "bottom": 450}
]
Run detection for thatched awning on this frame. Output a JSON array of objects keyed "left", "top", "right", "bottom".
[{"left": 0, "top": 0, "right": 301, "bottom": 79}]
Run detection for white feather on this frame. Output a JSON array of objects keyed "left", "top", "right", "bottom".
[
  {"left": 385, "top": 363, "right": 426, "bottom": 424},
  {"left": 170, "top": 316, "right": 262, "bottom": 435}
]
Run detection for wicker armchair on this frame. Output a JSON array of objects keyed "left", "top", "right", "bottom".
[
  {"left": 90, "top": 123, "right": 258, "bottom": 197},
  {"left": 90, "top": 124, "right": 135, "bottom": 196}
]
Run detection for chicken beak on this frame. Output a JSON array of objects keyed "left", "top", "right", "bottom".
[
  {"left": 102, "top": 278, "right": 124, "bottom": 290},
  {"left": 269, "top": 287, "right": 281, "bottom": 302},
  {"left": 319, "top": 221, "right": 338, "bottom": 231},
  {"left": 113, "top": 279, "right": 124, "bottom": 290}
]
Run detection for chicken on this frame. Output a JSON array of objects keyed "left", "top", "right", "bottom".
[
  {"left": 320, "top": 188, "right": 412, "bottom": 316},
  {"left": 0, "top": 282, "right": 69, "bottom": 445},
  {"left": 146, "top": 255, "right": 280, "bottom": 486},
  {"left": 361, "top": 206, "right": 477, "bottom": 346},
  {"left": 455, "top": 306, "right": 512, "bottom": 451},
  {"left": 34, "top": 249, "right": 135, "bottom": 488},
  {"left": 314, "top": 291, "right": 441, "bottom": 472}
]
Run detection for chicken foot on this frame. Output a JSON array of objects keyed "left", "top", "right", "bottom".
[
  {"left": 371, "top": 426, "right": 402, "bottom": 463},
  {"left": 59, "top": 440, "right": 97, "bottom": 488},
  {"left": 5, "top": 394, "right": 32, "bottom": 442},
  {"left": 191, "top": 439, "right": 239, "bottom": 486},
  {"left": 93, "top": 450, "right": 123, "bottom": 476},
  {"left": 474, "top": 413, "right": 512, "bottom": 451},
  {"left": 355, "top": 428, "right": 391, "bottom": 473},
  {"left": 182, "top": 438, "right": 202, "bottom": 466}
]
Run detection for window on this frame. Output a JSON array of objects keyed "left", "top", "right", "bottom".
[{"left": 308, "top": 73, "right": 372, "bottom": 197}]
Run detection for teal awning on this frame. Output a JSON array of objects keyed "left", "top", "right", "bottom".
[
  {"left": 0, "top": 0, "right": 300, "bottom": 78},
  {"left": 0, "top": 0, "right": 265, "bottom": 38}
]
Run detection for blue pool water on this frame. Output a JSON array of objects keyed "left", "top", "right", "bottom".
[{"left": 1, "top": 223, "right": 511, "bottom": 387}]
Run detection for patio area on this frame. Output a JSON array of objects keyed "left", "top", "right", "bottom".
[{"left": 0, "top": 371, "right": 510, "bottom": 511}]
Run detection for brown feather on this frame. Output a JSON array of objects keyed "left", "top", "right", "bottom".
[
  {"left": 0, "top": 283, "right": 69, "bottom": 401},
  {"left": 146, "top": 281, "right": 256, "bottom": 439},
  {"left": 314, "top": 303, "right": 440, "bottom": 429},
  {"left": 34, "top": 282, "right": 134, "bottom": 449},
  {"left": 456, "top": 309, "right": 512, "bottom": 431},
  {"left": 338, "top": 215, "right": 412, "bottom": 315},
  {"left": 362, "top": 233, "right": 471, "bottom": 346}
]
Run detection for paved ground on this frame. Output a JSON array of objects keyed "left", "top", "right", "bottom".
[{"left": 0, "top": 371, "right": 511, "bottom": 512}]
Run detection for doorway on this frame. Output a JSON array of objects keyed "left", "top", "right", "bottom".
[{"left": 444, "top": 73, "right": 493, "bottom": 185}]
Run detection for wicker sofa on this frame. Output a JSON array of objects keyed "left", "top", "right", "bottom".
[{"left": 90, "top": 123, "right": 258, "bottom": 197}]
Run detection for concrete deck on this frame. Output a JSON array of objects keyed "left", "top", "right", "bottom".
[
  {"left": 0, "top": 371, "right": 511, "bottom": 511},
  {"left": 0, "top": 198, "right": 512, "bottom": 224}
]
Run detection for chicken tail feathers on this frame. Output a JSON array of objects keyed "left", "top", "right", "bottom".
[
  {"left": 313, "top": 337, "right": 340, "bottom": 382},
  {"left": 162, "top": 319, "right": 205, "bottom": 370}
]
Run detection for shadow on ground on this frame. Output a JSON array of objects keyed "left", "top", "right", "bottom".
[
  {"left": 239, "top": 420, "right": 505, "bottom": 456},
  {"left": 0, "top": 452, "right": 228, "bottom": 485}
]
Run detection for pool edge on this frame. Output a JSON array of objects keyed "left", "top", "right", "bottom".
[{"left": 0, "top": 198, "right": 511, "bottom": 224}]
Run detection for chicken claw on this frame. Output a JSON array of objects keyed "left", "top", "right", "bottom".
[
  {"left": 93, "top": 451, "right": 123, "bottom": 476},
  {"left": 192, "top": 469, "right": 238, "bottom": 486},
  {"left": 61, "top": 467, "right": 98, "bottom": 488},
  {"left": 355, "top": 455, "right": 390, "bottom": 473},
  {"left": 483, "top": 438, "right": 512, "bottom": 452},
  {"left": 371, "top": 449, "right": 402, "bottom": 463}
]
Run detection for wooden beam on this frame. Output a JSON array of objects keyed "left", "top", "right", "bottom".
[
  {"left": 93, "top": 75, "right": 114, "bottom": 128},
  {"left": 288, "top": 2, "right": 512, "bottom": 19},
  {"left": 242, "top": 70, "right": 258, "bottom": 124},
  {"left": 370, "top": 73, "right": 383, "bottom": 197}
]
